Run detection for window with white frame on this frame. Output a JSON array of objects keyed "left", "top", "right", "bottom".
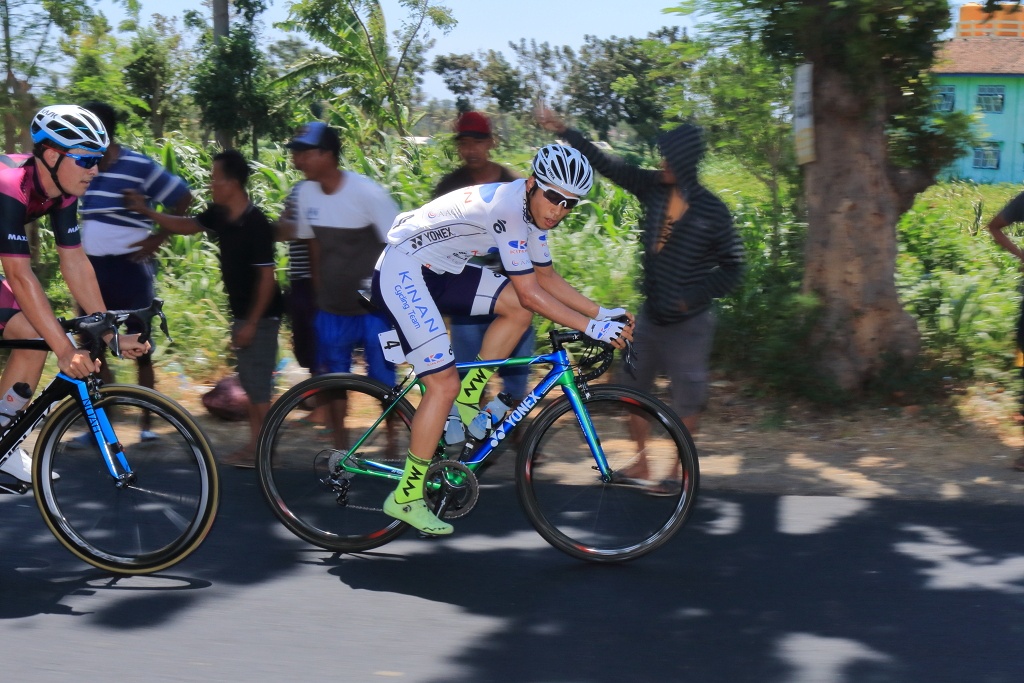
[
  {"left": 973, "top": 142, "right": 1001, "bottom": 169},
  {"left": 976, "top": 85, "right": 1005, "bottom": 113},
  {"left": 934, "top": 85, "right": 955, "bottom": 112}
]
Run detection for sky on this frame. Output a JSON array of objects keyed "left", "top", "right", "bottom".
[{"left": 95, "top": 0, "right": 691, "bottom": 100}]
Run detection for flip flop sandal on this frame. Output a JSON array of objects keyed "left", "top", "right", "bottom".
[
  {"left": 644, "top": 479, "right": 682, "bottom": 497},
  {"left": 610, "top": 474, "right": 656, "bottom": 490}
]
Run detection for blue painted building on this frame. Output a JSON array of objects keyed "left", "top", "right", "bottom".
[{"left": 934, "top": 4, "right": 1024, "bottom": 183}]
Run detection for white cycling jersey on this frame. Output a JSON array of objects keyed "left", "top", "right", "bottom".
[{"left": 387, "top": 179, "right": 552, "bottom": 275}]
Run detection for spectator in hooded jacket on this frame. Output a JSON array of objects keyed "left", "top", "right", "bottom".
[{"left": 537, "top": 106, "right": 744, "bottom": 493}]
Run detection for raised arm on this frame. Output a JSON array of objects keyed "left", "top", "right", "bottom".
[
  {"left": 123, "top": 189, "right": 203, "bottom": 235},
  {"left": 534, "top": 105, "right": 659, "bottom": 197}
]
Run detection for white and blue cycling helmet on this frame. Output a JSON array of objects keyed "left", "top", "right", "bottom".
[
  {"left": 30, "top": 105, "right": 108, "bottom": 152},
  {"left": 532, "top": 144, "right": 593, "bottom": 196}
]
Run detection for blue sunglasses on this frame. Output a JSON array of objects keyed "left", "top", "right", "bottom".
[{"left": 57, "top": 149, "right": 102, "bottom": 170}]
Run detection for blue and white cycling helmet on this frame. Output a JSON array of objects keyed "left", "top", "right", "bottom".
[
  {"left": 30, "top": 105, "right": 108, "bottom": 153},
  {"left": 532, "top": 144, "right": 593, "bottom": 196}
]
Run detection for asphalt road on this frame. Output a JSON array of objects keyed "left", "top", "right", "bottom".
[{"left": 1, "top": 468, "right": 1022, "bottom": 683}]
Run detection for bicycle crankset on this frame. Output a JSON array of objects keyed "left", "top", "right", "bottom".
[{"left": 424, "top": 460, "right": 479, "bottom": 520}]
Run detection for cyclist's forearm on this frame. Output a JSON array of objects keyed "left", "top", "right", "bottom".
[
  {"left": 3, "top": 267, "right": 76, "bottom": 355},
  {"left": 534, "top": 267, "right": 599, "bottom": 318},
  {"left": 141, "top": 208, "right": 202, "bottom": 236}
]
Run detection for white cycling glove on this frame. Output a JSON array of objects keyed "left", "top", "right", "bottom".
[
  {"left": 597, "top": 306, "right": 627, "bottom": 321},
  {"left": 585, "top": 318, "right": 626, "bottom": 343}
]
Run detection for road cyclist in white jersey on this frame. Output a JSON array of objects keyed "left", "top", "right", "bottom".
[{"left": 370, "top": 144, "right": 634, "bottom": 534}]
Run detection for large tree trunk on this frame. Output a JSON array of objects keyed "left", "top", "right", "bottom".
[
  {"left": 801, "top": 66, "right": 920, "bottom": 392},
  {"left": 212, "top": 0, "right": 232, "bottom": 149}
]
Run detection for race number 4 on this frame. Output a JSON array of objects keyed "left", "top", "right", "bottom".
[{"left": 378, "top": 329, "right": 406, "bottom": 364}]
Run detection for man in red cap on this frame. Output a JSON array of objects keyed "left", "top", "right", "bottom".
[
  {"left": 434, "top": 111, "right": 518, "bottom": 196},
  {"left": 433, "top": 112, "right": 532, "bottom": 439}
]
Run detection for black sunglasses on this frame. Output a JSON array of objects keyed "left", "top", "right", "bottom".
[
  {"left": 535, "top": 179, "right": 580, "bottom": 209},
  {"left": 57, "top": 149, "right": 103, "bottom": 170}
]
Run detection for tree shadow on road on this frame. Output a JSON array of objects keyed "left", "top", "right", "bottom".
[{"left": 323, "top": 488, "right": 1024, "bottom": 683}]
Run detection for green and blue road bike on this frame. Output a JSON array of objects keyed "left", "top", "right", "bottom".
[
  {"left": 0, "top": 300, "right": 219, "bottom": 574},
  {"left": 257, "top": 325, "right": 698, "bottom": 562}
]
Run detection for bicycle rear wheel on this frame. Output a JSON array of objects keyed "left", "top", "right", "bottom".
[
  {"left": 515, "top": 385, "right": 698, "bottom": 563},
  {"left": 32, "top": 385, "right": 219, "bottom": 575},
  {"left": 257, "top": 374, "right": 415, "bottom": 553}
]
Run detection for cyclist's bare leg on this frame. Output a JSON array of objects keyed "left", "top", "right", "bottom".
[
  {"left": 478, "top": 285, "right": 533, "bottom": 361},
  {"left": 410, "top": 366, "right": 460, "bottom": 458},
  {"left": 623, "top": 412, "right": 697, "bottom": 482},
  {"left": 0, "top": 312, "right": 47, "bottom": 397},
  {"left": 383, "top": 366, "right": 458, "bottom": 534}
]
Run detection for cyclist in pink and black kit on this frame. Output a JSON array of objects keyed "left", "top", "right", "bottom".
[
  {"left": 371, "top": 144, "right": 634, "bottom": 534},
  {"left": 0, "top": 105, "right": 148, "bottom": 483}
]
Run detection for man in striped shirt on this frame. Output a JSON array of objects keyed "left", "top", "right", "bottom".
[{"left": 79, "top": 102, "right": 192, "bottom": 428}]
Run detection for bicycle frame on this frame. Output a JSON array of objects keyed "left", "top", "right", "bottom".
[
  {"left": 0, "top": 365, "right": 133, "bottom": 489},
  {"left": 333, "top": 346, "right": 614, "bottom": 483},
  {"left": 0, "top": 300, "right": 172, "bottom": 490}
]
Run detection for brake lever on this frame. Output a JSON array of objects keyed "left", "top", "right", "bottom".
[{"left": 622, "top": 339, "right": 638, "bottom": 379}]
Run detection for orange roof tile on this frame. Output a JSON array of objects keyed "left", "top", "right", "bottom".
[{"left": 934, "top": 37, "right": 1024, "bottom": 75}]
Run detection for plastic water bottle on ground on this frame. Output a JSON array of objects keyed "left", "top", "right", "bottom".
[{"left": 467, "top": 392, "right": 513, "bottom": 440}]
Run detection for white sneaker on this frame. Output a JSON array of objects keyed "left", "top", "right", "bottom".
[
  {"left": 0, "top": 448, "right": 33, "bottom": 483},
  {"left": 0, "top": 447, "right": 59, "bottom": 483}
]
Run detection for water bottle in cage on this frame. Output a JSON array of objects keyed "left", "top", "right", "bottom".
[
  {"left": 0, "top": 382, "right": 32, "bottom": 431},
  {"left": 467, "top": 392, "right": 513, "bottom": 440}
]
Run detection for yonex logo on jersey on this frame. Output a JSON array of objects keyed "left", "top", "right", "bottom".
[
  {"left": 410, "top": 236, "right": 424, "bottom": 249},
  {"left": 492, "top": 219, "right": 506, "bottom": 234},
  {"left": 508, "top": 240, "right": 527, "bottom": 249}
]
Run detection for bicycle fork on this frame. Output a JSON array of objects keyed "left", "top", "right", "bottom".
[{"left": 65, "top": 377, "right": 135, "bottom": 486}]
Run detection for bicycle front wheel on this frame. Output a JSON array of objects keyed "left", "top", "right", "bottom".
[
  {"left": 515, "top": 385, "right": 698, "bottom": 563},
  {"left": 257, "top": 373, "right": 415, "bottom": 553},
  {"left": 33, "top": 385, "right": 219, "bottom": 575}
]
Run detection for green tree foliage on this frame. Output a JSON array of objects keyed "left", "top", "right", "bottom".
[
  {"left": 669, "top": 1, "right": 980, "bottom": 392},
  {"left": 277, "top": 0, "right": 455, "bottom": 137},
  {"left": 1, "top": 0, "right": 136, "bottom": 150},
  {"left": 660, "top": 35, "right": 799, "bottom": 256},
  {"left": 121, "top": 15, "right": 192, "bottom": 138},
  {"left": 191, "top": 19, "right": 289, "bottom": 155},
  {"left": 431, "top": 52, "right": 479, "bottom": 110},
  {"left": 506, "top": 39, "right": 565, "bottom": 104},
  {"left": 479, "top": 49, "right": 530, "bottom": 114},
  {"left": 57, "top": 14, "right": 129, "bottom": 104},
  {"left": 560, "top": 29, "right": 684, "bottom": 142}
]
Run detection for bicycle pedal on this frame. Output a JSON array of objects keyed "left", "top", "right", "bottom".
[{"left": 0, "top": 478, "right": 29, "bottom": 495}]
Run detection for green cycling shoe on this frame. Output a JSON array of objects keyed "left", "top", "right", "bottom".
[{"left": 383, "top": 494, "right": 454, "bottom": 536}]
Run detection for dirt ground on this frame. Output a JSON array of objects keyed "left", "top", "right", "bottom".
[{"left": 173, "top": 374, "right": 1024, "bottom": 507}]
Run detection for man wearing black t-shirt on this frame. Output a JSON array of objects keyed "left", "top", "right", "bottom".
[{"left": 125, "top": 149, "right": 283, "bottom": 468}]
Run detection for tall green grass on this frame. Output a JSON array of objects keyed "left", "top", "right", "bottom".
[{"left": 30, "top": 132, "right": 1024, "bottom": 412}]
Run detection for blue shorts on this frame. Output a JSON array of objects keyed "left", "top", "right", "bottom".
[{"left": 314, "top": 310, "right": 396, "bottom": 385}]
